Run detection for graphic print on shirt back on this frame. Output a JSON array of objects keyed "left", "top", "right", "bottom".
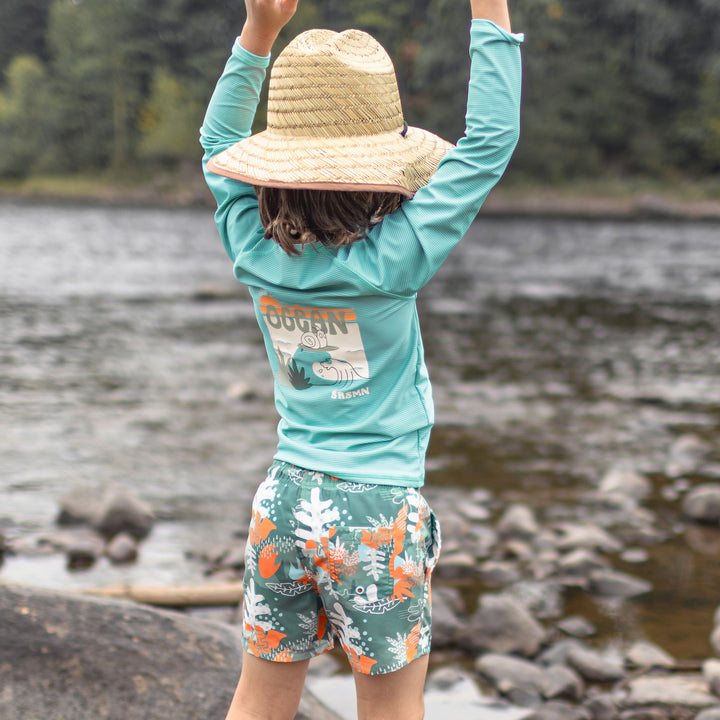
[{"left": 259, "top": 294, "right": 369, "bottom": 394}]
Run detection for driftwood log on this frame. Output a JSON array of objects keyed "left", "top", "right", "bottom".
[{"left": 81, "top": 581, "right": 244, "bottom": 607}]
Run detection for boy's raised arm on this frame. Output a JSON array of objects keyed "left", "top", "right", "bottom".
[{"left": 471, "top": 0, "right": 511, "bottom": 31}]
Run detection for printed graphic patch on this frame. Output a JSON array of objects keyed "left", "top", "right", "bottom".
[{"left": 258, "top": 294, "right": 370, "bottom": 393}]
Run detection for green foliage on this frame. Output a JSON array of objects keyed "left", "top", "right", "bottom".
[{"left": 0, "top": 0, "right": 719, "bottom": 181}]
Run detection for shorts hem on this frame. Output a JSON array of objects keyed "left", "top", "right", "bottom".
[
  {"left": 360, "top": 647, "right": 432, "bottom": 676},
  {"left": 241, "top": 640, "right": 335, "bottom": 664}
]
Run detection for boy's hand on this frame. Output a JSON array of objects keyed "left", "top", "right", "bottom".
[{"left": 240, "top": 0, "right": 299, "bottom": 56}]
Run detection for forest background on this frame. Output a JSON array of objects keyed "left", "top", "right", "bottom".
[{"left": 1, "top": 0, "right": 720, "bottom": 198}]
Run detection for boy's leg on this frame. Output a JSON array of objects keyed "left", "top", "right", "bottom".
[
  {"left": 225, "top": 650, "right": 310, "bottom": 720},
  {"left": 353, "top": 654, "right": 429, "bottom": 720}
]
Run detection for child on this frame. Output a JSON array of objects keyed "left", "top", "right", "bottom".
[{"left": 200, "top": 1, "right": 522, "bottom": 718}]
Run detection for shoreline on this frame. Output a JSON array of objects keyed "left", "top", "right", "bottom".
[{"left": 1, "top": 174, "right": 720, "bottom": 220}]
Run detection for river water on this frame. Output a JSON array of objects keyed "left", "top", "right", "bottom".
[{"left": 2, "top": 201, "right": 720, "bottom": 660}]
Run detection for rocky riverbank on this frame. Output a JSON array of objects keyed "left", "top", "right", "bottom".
[{"left": 4, "top": 436, "right": 720, "bottom": 719}]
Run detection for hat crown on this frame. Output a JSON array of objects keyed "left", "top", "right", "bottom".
[{"left": 267, "top": 29, "right": 404, "bottom": 138}]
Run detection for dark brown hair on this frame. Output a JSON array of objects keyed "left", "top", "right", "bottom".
[{"left": 254, "top": 187, "right": 405, "bottom": 256}]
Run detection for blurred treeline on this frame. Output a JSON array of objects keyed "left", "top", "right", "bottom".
[{"left": 1, "top": 0, "right": 720, "bottom": 182}]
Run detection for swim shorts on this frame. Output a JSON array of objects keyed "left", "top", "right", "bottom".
[{"left": 241, "top": 461, "right": 442, "bottom": 675}]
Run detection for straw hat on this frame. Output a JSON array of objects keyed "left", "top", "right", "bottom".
[{"left": 207, "top": 28, "right": 454, "bottom": 197}]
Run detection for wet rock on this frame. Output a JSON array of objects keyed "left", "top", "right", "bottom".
[
  {"left": 583, "top": 692, "right": 618, "bottom": 720},
  {"left": 618, "top": 709, "right": 669, "bottom": 720},
  {"left": 682, "top": 484, "right": 720, "bottom": 524},
  {"left": 435, "top": 550, "right": 477, "bottom": 579},
  {"left": 542, "top": 664, "right": 584, "bottom": 701},
  {"left": 702, "top": 658, "right": 720, "bottom": 696},
  {"left": 624, "top": 674, "right": 717, "bottom": 709},
  {"left": 475, "top": 652, "right": 546, "bottom": 695},
  {"left": 226, "top": 381, "right": 259, "bottom": 401},
  {"left": 505, "top": 684, "right": 544, "bottom": 708},
  {"left": 554, "top": 524, "right": 623, "bottom": 553},
  {"left": 685, "top": 525, "right": 720, "bottom": 554},
  {"left": 65, "top": 532, "right": 105, "bottom": 570},
  {"left": 465, "top": 593, "right": 547, "bottom": 657},
  {"left": 556, "top": 616, "right": 596, "bottom": 638},
  {"left": 625, "top": 641, "right": 675, "bottom": 669},
  {"left": 536, "top": 639, "right": 585, "bottom": 667},
  {"left": 526, "top": 700, "right": 591, "bottom": 720},
  {"left": 425, "top": 665, "right": 473, "bottom": 691},
  {"left": 106, "top": 532, "right": 139, "bottom": 565},
  {"left": 498, "top": 504, "right": 540, "bottom": 539},
  {"left": 620, "top": 548, "right": 649, "bottom": 564},
  {"left": 588, "top": 568, "right": 652, "bottom": 597},
  {"left": 566, "top": 644, "right": 626, "bottom": 683},
  {"left": 0, "top": 582, "right": 339, "bottom": 720},
  {"left": 599, "top": 468, "right": 652, "bottom": 503},
  {"left": 506, "top": 580, "right": 564, "bottom": 620},
  {"left": 458, "top": 501, "right": 491, "bottom": 522}
]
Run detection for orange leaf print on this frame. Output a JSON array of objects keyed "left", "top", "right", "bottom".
[
  {"left": 347, "top": 648, "right": 377, "bottom": 675},
  {"left": 392, "top": 578, "right": 415, "bottom": 602},
  {"left": 248, "top": 510, "right": 277, "bottom": 545},
  {"left": 405, "top": 622, "right": 421, "bottom": 664},
  {"left": 274, "top": 649, "right": 294, "bottom": 663},
  {"left": 248, "top": 625, "right": 287, "bottom": 657},
  {"left": 317, "top": 607, "right": 328, "bottom": 641},
  {"left": 258, "top": 544, "right": 281, "bottom": 578}
]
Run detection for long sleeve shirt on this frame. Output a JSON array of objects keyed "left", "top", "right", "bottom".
[{"left": 200, "top": 20, "right": 523, "bottom": 487}]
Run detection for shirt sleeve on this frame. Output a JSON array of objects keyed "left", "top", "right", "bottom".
[
  {"left": 199, "top": 41, "right": 271, "bottom": 262},
  {"left": 335, "top": 20, "right": 524, "bottom": 297}
]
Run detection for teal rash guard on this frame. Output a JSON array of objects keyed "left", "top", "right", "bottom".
[{"left": 200, "top": 20, "right": 523, "bottom": 487}]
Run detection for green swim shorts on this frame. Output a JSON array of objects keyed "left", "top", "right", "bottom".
[{"left": 241, "top": 461, "right": 442, "bottom": 675}]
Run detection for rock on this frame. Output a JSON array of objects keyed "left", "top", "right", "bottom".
[
  {"left": 541, "top": 664, "right": 584, "bottom": 701},
  {"left": 599, "top": 468, "right": 652, "bottom": 502},
  {"left": 106, "top": 532, "right": 139, "bottom": 564},
  {"left": 620, "top": 548, "right": 649, "bottom": 563},
  {"left": 0, "top": 582, "right": 339, "bottom": 720},
  {"left": 498, "top": 504, "right": 540, "bottom": 539},
  {"left": 226, "top": 381, "right": 259, "bottom": 401},
  {"left": 683, "top": 484, "right": 720, "bottom": 524},
  {"left": 556, "top": 616, "right": 596, "bottom": 638},
  {"left": 425, "top": 665, "right": 473, "bottom": 691},
  {"left": 479, "top": 560, "right": 522, "bottom": 586},
  {"left": 714, "top": 604, "right": 720, "bottom": 627},
  {"left": 703, "top": 658, "right": 720, "bottom": 696},
  {"left": 434, "top": 550, "right": 477, "bottom": 580},
  {"left": 711, "top": 625, "right": 720, "bottom": 657},
  {"left": 566, "top": 644, "right": 626, "bottom": 683},
  {"left": 696, "top": 709, "right": 720, "bottom": 720},
  {"left": 588, "top": 569, "right": 651, "bottom": 597},
  {"left": 624, "top": 674, "right": 717, "bottom": 708},
  {"left": 554, "top": 524, "right": 623, "bottom": 553},
  {"left": 666, "top": 434, "right": 711, "bottom": 477},
  {"left": 430, "top": 584, "right": 465, "bottom": 647},
  {"left": 458, "top": 501, "right": 491, "bottom": 522},
  {"left": 618, "top": 709, "right": 669, "bottom": 720},
  {"left": 506, "top": 580, "right": 564, "bottom": 620},
  {"left": 65, "top": 532, "right": 105, "bottom": 570},
  {"left": 625, "top": 640, "right": 675, "bottom": 669},
  {"left": 535, "top": 639, "right": 584, "bottom": 667},
  {"left": 58, "top": 484, "right": 154, "bottom": 539},
  {"left": 583, "top": 692, "right": 618, "bottom": 720},
  {"left": 558, "top": 548, "right": 609, "bottom": 576},
  {"left": 475, "top": 652, "right": 546, "bottom": 694},
  {"left": 465, "top": 593, "right": 547, "bottom": 657},
  {"left": 526, "top": 700, "right": 591, "bottom": 720}
]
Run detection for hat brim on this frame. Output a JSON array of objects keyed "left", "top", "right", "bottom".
[{"left": 207, "top": 125, "right": 454, "bottom": 198}]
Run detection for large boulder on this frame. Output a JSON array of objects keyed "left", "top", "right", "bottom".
[{"left": 0, "top": 582, "right": 339, "bottom": 720}]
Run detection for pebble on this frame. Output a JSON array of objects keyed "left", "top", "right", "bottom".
[
  {"left": 556, "top": 616, "right": 596, "bottom": 638},
  {"left": 588, "top": 568, "right": 652, "bottom": 597},
  {"left": 475, "top": 653, "right": 546, "bottom": 695},
  {"left": 565, "top": 644, "right": 625, "bottom": 682},
  {"left": 696, "top": 709, "right": 720, "bottom": 720},
  {"left": 625, "top": 640, "right": 675, "bottom": 669},
  {"left": 554, "top": 523, "right": 623, "bottom": 553},
  {"left": 105, "top": 532, "right": 139, "bottom": 564},
  {"left": 598, "top": 467, "right": 652, "bottom": 502},
  {"left": 582, "top": 692, "right": 618, "bottom": 720},
  {"left": 541, "top": 664, "right": 584, "bottom": 701},
  {"left": 526, "top": 700, "right": 591, "bottom": 720},
  {"left": 682, "top": 483, "right": 720, "bottom": 524},
  {"left": 703, "top": 658, "right": 720, "bottom": 696},
  {"left": 497, "top": 504, "right": 540, "bottom": 539},
  {"left": 625, "top": 674, "right": 717, "bottom": 708}
]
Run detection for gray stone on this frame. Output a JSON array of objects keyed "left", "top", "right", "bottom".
[
  {"left": 666, "top": 434, "right": 711, "bottom": 477},
  {"left": 558, "top": 548, "right": 609, "bottom": 576},
  {"left": 714, "top": 603, "right": 720, "bottom": 627},
  {"left": 479, "top": 560, "right": 522, "bottom": 586},
  {"left": 624, "top": 674, "right": 717, "bottom": 708},
  {"left": 625, "top": 640, "right": 675, "bottom": 669},
  {"left": 703, "top": 658, "right": 720, "bottom": 696},
  {"left": 713, "top": 625, "right": 720, "bottom": 658},
  {"left": 599, "top": 468, "right": 652, "bottom": 502},
  {"left": 498, "top": 504, "right": 540, "bottom": 539},
  {"left": 106, "top": 532, "right": 139, "bottom": 564},
  {"left": 696, "top": 709, "right": 720, "bottom": 720},
  {"left": 526, "top": 700, "right": 591, "bottom": 720},
  {"left": 541, "top": 664, "right": 584, "bottom": 701},
  {"left": 583, "top": 692, "right": 618, "bottom": 720},
  {"left": 506, "top": 580, "right": 564, "bottom": 620},
  {"left": 475, "top": 652, "right": 546, "bottom": 694},
  {"left": 430, "top": 584, "right": 465, "bottom": 647},
  {"left": 566, "top": 644, "right": 625, "bottom": 683},
  {"left": 434, "top": 550, "right": 477, "bottom": 579},
  {"left": 0, "top": 582, "right": 339, "bottom": 720},
  {"left": 683, "top": 484, "right": 720, "bottom": 524},
  {"left": 556, "top": 616, "right": 596, "bottom": 638},
  {"left": 554, "top": 524, "right": 623, "bottom": 553},
  {"left": 466, "top": 593, "right": 547, "bottom": 657},
  {"left": 536, "top": 639, "right": 584, "bottom": 667},
  {"left": 618, "top": 709, "right": 669, "bottom": 720},
  {"left": 65, "top": 531, "right": 105, "bottom": 569},
  {"left": 588, "top": 569, "right": 652, "bottom": 597}
]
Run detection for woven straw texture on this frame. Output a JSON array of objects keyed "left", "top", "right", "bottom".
[{"left": 208, "top": 29, "right": 453, "bottom": 196}]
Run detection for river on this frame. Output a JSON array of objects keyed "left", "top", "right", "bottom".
[{"left": 1, "top": 200, "right": 720, "bottom": 661}]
